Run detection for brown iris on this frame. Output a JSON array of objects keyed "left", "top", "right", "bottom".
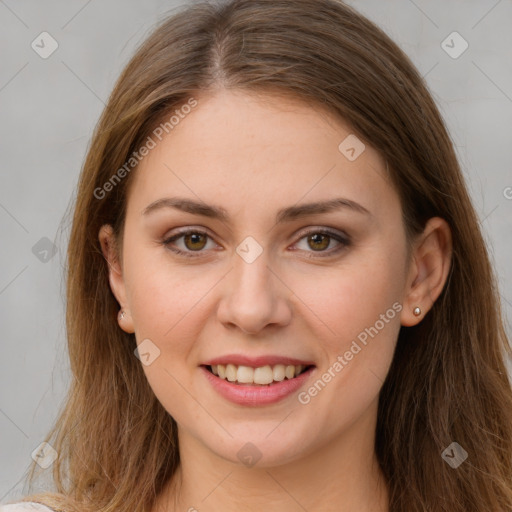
[
  {"left": 307, "top": 233, "right": 330, "bottom": 251},
  {"left": 183, "top": 232, "right": 208, "bottom": 251}
]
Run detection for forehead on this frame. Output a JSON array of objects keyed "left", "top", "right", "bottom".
[{"left": 126, "top": 89, "right": 397, "bottom": 222}]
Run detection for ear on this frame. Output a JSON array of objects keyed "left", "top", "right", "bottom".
[
  {"left": 98, "top": 224, "right": 135, "bottom": 333},
  {"left": 401, "top": 217, "right": 452, "bottom": 326}
]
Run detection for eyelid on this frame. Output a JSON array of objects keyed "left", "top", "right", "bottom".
[
  {"left": 162, "top": 227, "right": 219, "bottom": 257},
  {"left": 288, "top": 227, "right": 351, "bottom": 257},
  {"left": 293, "top": 226, "right": 350, "bottom": 245}
]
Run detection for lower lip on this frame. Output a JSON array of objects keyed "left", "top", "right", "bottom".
[{"left": 200, "top": 365, "right": 315, "bottom": 406}]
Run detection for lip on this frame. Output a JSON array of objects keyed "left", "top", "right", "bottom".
[
  {"left": 200, "top": 364, "right": 316, "bottom": 406},
  {"left": 203, "top": 354, "right": 315, "bottom": 367}
]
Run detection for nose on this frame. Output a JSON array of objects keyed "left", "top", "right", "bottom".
[{"left": 216, "top": 250, "right": 292, "bottom": 335}]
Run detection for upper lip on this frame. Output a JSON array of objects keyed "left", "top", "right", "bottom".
[{"left": 202, "top": 354, "right": 315, "bottom": 367}]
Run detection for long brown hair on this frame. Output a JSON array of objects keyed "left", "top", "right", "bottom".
[{"left": 16, "top": 0, "right": 512, "bottom": 510}]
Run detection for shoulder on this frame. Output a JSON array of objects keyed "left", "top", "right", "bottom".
[{"left": 0, "top": 503, "right": 55, "bottom": 512}]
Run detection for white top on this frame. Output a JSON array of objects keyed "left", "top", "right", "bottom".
[{"left": 0, "top": 504, "right": 55, "bottom": 511}]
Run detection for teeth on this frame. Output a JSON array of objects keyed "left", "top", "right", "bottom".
[
  {"left": 253, "top": 365, "right": 273, "bottom": 385},
  {"left": 237, "top": 365, "right": 254, "bottom": 383},
  {"left": 226, "top": 364, "right": 237, "bottom": 382},
  {"left": 209, "top": 363, "right": 306, "bottom": 385},
  {"left": 273, "top": 364, "right": 285, "bottom": 382}
]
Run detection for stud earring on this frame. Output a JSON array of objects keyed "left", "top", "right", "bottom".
[
  {"left": 118, "top": 309, "right": 126, "bottom": 320},
  {"left": 413, "top": 306, "right": 421, "bottom": 316}
]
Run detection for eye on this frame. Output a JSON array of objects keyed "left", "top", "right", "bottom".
[
  {"left": 162, "top": 227, "right": 350, "bottom": 258},
  {"left": 162, "top": 229, "right": 218, "bottom": 257},
  {"left": 292, "top": 228, "right": 350, "bottom": 257}
]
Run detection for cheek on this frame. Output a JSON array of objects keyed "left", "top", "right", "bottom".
[
  {"left": 294, "top": 248, "right": 405, "bottom": 422},
  {"left": 291, "top": 245, "right": 405, "bottom": 399},
  {"left": 295, "top": 253, "right": 404, "bottom": 348},
  {"left": 124, "top": 242, "right": 213, "bottom": 342},
  {"left": 124, "top": 257, "right": 213, "bottom": 418}
]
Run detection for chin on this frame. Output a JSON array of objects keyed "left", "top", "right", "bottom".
[{"left": 195, "top": 423, "right": 313, "bottom": 468}]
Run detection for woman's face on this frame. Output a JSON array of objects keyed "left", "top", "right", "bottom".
[{"left": 102, "top": 89, "right": 414, "bottom": 467}]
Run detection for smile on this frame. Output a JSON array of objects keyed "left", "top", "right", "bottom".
[
  {"left": 200, "top": 360, "right": 316, "bottom": 406},
  {"left": 207, "top": 363, "right": 310, "bottom": 385}
]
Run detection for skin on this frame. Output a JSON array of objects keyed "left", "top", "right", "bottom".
[{"left": 99, "top": 88, "right": 452, "bottom": 511}]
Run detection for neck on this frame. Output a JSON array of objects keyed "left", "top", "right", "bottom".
[{"left": 155, "top": 401, "right": 389, "bottom": 512}]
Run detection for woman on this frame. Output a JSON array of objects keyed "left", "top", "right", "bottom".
[{"left": 3, "top": 0, "right": 511, "bottom": 510}]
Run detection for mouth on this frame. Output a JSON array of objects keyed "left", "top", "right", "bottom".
[
  {"left": 200, "top": 361, "right": 316, "bottom": 406},
  {"left": 203, "top": 363, "right": 314, "bottom": 386}
]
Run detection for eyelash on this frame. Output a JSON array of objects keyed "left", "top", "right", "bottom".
[{"left": 161, "top": 227, "right": 351, "bottom": 259}]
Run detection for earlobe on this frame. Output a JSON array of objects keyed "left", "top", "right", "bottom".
[
  {"left": 401, "top": 217, "right": 452, "bottom": 327},
  {"left": 98, "top": 224, "right": 135, "bottom": 333}
]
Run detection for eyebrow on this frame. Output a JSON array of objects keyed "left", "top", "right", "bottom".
[{"left": 142, "top": 196, "right": 371, "bottom": 222}]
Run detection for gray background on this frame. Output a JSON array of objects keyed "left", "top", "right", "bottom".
[{"left": 1, "top": 0, "right": 511, "bottom": 503}]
